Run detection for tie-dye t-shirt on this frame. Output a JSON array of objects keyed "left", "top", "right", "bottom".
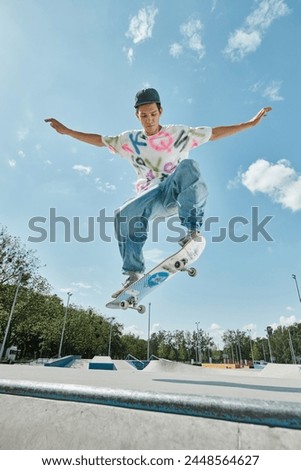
[{"left": 102, "top": 125, "right": 212, "bottom": 193}]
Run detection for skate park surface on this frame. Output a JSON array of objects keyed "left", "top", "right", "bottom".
[{"left": 0, "top": 357, "right": 301, "bottom": 450}]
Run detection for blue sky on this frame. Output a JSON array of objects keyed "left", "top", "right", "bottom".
[{"left": 1, "top": 0, "right": 300, "bottom": 346}]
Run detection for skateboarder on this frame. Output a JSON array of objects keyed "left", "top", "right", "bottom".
[{"left": 45, "top": 88, "right": 271, "bottom": 297}]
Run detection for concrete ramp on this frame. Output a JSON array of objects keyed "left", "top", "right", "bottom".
[
  {"left": 143, "top": 358, "right": 203, "bottom": 373},
  {"left": 113, "top": 360, "right": 136, "bottom": 370},
  {"left": 260, "top": 363, "right": 301, "bottom": 379},
  {"left": 88, "top": 357, "right": 138, "bottom": 371},
  {"left": 70, "top": 359, "right": 90, "bottom": 369}
]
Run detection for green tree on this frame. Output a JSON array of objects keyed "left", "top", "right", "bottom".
[
  {"left": 0, "top": 225, "right": 50, "bottom": 292},
  {"left": 222, "top": 329, "right": 251, "bottom": 363},
  {"left": 120, "top": 334, "right": 147, "bottom": 359}
]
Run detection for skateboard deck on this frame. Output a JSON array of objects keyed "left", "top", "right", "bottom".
[{"left": 106, "top": 236, "right": 206, "bottom": 313}]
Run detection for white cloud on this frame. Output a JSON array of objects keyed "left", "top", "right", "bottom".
[
  {"left": 124, "top": 6, "right": 158, "bottom": 63},
  {"left": 246, "top": 0, "right": 290, "bottom": 30},
  {"left": 95, "top": 178, "right": 116, "bottom": 193},
  {"left": 208, "top": 323, "right": 225, "bottom": 347},
  {"left": 224, "top": 30, "right": 262, "bottom": 61},
  {"left": 71, "top": 282, "right": 92, "bottom": 289},
  {"left": 243, "top": 322, "right": 257, "bottom": 331},
  {"left": 250, "top": 79, "right": 284, "bottom": 101},
  {"left": 8, "top": 159, "right": 16, "bottom": 168},
  {"left": 286, "top": 306, "right": 294, "bottom": 312},
  {"left": 269, "top": 314, "right": 301, "bottom": 333},
  {"left": 123, "top": 324, "right": 145, "bottom": 338},
  {"left": 250, "top": 80, "right": 264, "bottom": 94},
  {"left": 171, "top": 17, "right": 205, "bottom": 60},
  {"left": 73, "top": 164, "right": 92, "bottom": 176},
  {"left": 188, "top": 32, "right": 205, "bottom": 58},
  {"left": 240, "top": 159, "right": 301, "bottom": 212},
  {"left": 151, "top": 323, "right": 160, "bottom": 335},
  {"left": 18, "top": 150, "right": 25, "bottom": 158},
  {"left": 169, "top": 42, "right": 183, "bottom": 58},
  {"left": 123, "top": 322, "right": 160, "bottom": 340},
  {"left": 242, "top": 323, "right": 258, "bottom": 339},
  {"left": 126, "top": 5, "right": 158, "bottom": 44},
  {"left": 180, "top": 18, "right": 202, "bottom": 38},
  {"left": 123, "top": 47, "right": 135, "bottom": 64},
  {"left": 224, "top": 0, "right": 290, "bottom": 61},
  {"left": 59, "top": 288, "right": 74, "bottom": 295},
  {"left": 279, "top": 315, "right": 300, "bottom": 326},
  {"left": 127, "top": 47, "right": 134, "bottom": 64},
  {"left": 262, "top": 80, "right": 284, "bottom": 101},
  {"left": 227, "top": 167, "right": 243, "bottom": 189},
  {"left": 211, "top": 0, "right": 217, "bottom": 13}
]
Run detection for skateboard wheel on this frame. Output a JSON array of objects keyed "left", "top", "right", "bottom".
[
  {"left": 137, "top": 305, "right": 146, "bottom": 314},
  {"left": 120, "top": 300, "right": 129, "bottom": 310},
  {"left": 188, "top": 267, "right": 197, "bottom": 277},
  {"left": 175, "top": 260, "right": 185, "bottom": 270}
]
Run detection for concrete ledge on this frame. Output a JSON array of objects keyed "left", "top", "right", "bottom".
[
  {"left": 1, "top": 378, "right": 301, "bottom": 430},
  {"left": 44, "top": 355, "right": 80, "bottom": 368},
  {"left": 88, "top": 355, "right": 116, "bottom": 370}
]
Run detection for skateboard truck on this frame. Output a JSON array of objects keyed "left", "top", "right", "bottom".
[
  {"left": 174, "top": 259, "right": 197, "bottom": 277},
  {"left": 119, "top": 297, "right": 146, "bottom": 314}
]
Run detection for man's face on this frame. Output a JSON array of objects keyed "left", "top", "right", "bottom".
[{"left": 136, "top": 103, "right": 162, "bottom": 136}]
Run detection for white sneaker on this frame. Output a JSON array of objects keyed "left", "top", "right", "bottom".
[
  {"left": 111, "top": 272, "right": 144, "bottom": 298},
  {"left": 178, "top": 230, "right": 202, "bottom": 247}
]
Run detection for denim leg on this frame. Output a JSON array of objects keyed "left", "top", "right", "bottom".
[
  {"left": 115, "top": 160, "right": 208, "bottom": 273},
  {"left": 114, "top": 187, "right": 164, "bottom": 274},
  {"left": 160, "top": 159, "right": 208, "bottom": 231}
]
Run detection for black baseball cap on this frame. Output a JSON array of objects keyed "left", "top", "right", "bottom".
[{"left": 134, "top": 88, "right": 161, "bottom": 108}]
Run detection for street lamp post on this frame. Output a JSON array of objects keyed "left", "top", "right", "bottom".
[
  {"left": 288, "top": 327, "right": 296, "bottom": 364},
  {"left": 290, "top": 274, "right": 299, "bottom": 365},
  {"left": 237, "top": 339, "right": 242, "bottom": 364},
  {"left": 262, "top": 340, "right": 267, "bottom": 362},
  {"left": 230, "top": 342, "right": 235, "bottom": 364},
  {"left": 147, "top": 303, "right": 151, "bottom": 361},
  {"left": 0, "top": 270, "right": 23, "bottom": 361},
  {"left": 292, "top": 274, "right": 301, "bottom": 303},
  {"left": 266, "top": 326, "right": 273, "bottom": 363},
  {"left": 107, "top": 317, "right": 115, "bottom": 357},
  {"left": 195, "top": 322, "right": 200, "bottom": 363},
  {"left": 247, "top": 329, "right": 255, "bottom": 364},
  {"left": 58, "top": 292, "right": 72, "bottom": 358}
]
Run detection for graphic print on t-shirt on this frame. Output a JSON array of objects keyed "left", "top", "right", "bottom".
[{"left": 102, "top": 125, "right": 212, "bottom": 193}]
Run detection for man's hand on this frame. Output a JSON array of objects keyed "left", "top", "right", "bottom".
[
  {"left": 44, "top": 118, "right": 104, "bottom": 147},
  {"left": 248, "top": 107, "right": 272, "bottom": 127},
  {"left": 210, "top": 106, "right": 272, "bottom": 141},
  {"left": 44, "top": 118, "right": 69, "bottom": 135}
]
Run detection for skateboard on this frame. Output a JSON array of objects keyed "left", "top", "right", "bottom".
[{"left": 105, "top": 236, "right": 206, "bottom": 314}]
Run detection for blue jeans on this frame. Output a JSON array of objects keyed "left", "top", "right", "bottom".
[{"left": 114, "top": 159, "right": 208, "bottom": 273}]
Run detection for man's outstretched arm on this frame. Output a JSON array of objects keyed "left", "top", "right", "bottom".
[
  {"left": 44, "top": 118, "right": 105, "bottom": 147},
  {"left": 210, "top": 107, "right": 272, "bottom": 141}
]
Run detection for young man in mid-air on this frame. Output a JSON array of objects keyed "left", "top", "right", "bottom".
[{"left": 45, "top": 88, "right": 271, "bottom": 297}]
